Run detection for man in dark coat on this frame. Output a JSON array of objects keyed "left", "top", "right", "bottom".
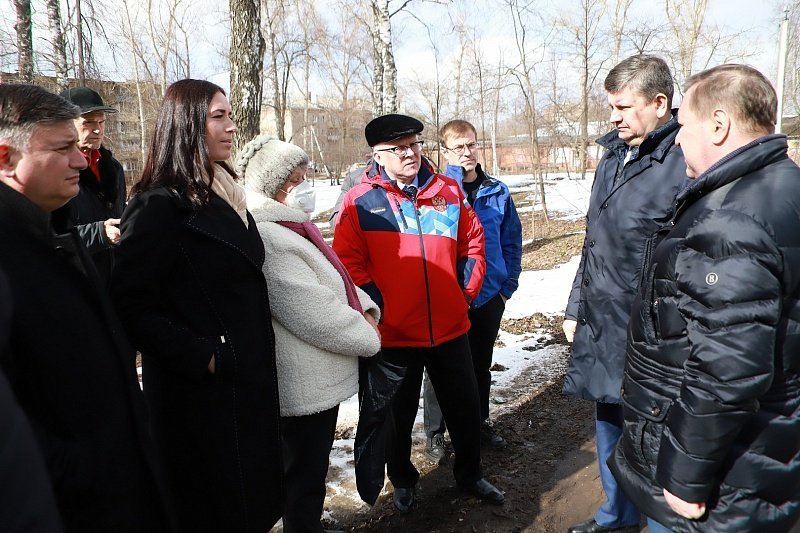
[
  {"left": 610, "top": 64, "right": 800, "bottom": 532},
  {"left": 0, "top": 84, "right": 171, "bottom": 532},
  {"left": 53, "top": 86, "right": 126, "bottom": 288},
  {"left": 562, "top": 55, "right": 687, "bottom": 533},
  {"left": 0, "top": 269, "right": 64, "bottom": 532}
]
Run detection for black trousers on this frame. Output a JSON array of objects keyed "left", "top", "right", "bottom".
[
  {"left": 424, "top": 293, "right": 506, "bottom": 434},
  {"left": 383, "top": 334, "right": 482, "bottom": 488},
  {"left": 281, "top": 405, "right": 339, "bottom": 533}
]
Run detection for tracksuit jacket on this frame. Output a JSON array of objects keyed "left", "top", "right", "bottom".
[{"left": 333, "top": 159, "right": 485, "bottom": 348}]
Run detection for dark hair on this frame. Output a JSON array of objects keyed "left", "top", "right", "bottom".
[
  {"left": 0, "top": 84, "right": 79, "bottom": 150},
  {"left": 132, "top": 79, "right": 234, "bottom": 207},
  {"left": 684, "top": 64, "right": 776, "bottom": 136},
  {"left": 605, "top": 54, "right": 675, "bottom": 109}
]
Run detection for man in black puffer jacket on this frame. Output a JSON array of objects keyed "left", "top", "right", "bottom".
[
  {"left": 54, "top": 87, "right": 126, "bottom": 288},
  {"left": 610, "top": 64, "right": 800, "bottom": 532}
]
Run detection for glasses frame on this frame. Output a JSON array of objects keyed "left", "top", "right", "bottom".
[
  {"left": 374, "top": 140, "right": 425, "bottom": 157},
  {"left": 442, "top": 141, "right": 479, "bottom": 154}
]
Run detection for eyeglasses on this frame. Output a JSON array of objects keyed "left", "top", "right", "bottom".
[
  {"left": 443, "top": 141, "right": 478, "bottom": 154},
  {"left": 374, "top": 140, "right": 424, "bottom": 156}
]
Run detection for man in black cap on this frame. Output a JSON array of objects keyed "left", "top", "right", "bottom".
[
  {"left": 55, "top": 86, "right": 126, "bottom": 288},
  {"left": 333, "top": 113, "right": 505, "bottom": 512}
]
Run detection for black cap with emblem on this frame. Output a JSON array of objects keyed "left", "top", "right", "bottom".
[{"left": 365, "top": 114, "right": 424, "bottom": 147}]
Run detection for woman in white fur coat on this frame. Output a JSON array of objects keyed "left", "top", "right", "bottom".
[{"left": 237, "top": 135, "right": 381, "bottom": 533}]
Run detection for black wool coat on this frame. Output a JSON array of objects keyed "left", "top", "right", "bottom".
[
  {"left": 52, "top": 145, "right": 127, "bottom": 288},
  {"left": 113, "top": 187, "right": 283, "bottom": 533},
  {"left": 0, "top": 269, "right": 64, "bottom": 532},
  {"left": 563, "top": 116, "right": 687, "bottom": 403},
  {"left": 0, "top": 183, "right": 170, "bottom": 532},
  {"left": 610, "top": 135, "right": 800, "bottom": 532}
]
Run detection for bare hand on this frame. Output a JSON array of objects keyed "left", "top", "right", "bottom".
[
  {"left": 663, "top": 488, "right": 706, "bottom": 519},
  {"left": 562, "top": 319, "right": 577, "bottom": 343},
  {"left": 208, "top": 354, "right": 216, "bottom": 374},
  {"left": 363, "top": 311, "right": 381, "bottom": 340},
  {"left": 104, "top": 218, "right": 121, "bottom": 245}
]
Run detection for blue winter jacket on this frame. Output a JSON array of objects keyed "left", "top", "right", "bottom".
[{"left": 445, "top": 164, "right": 522, "bottom": 308}]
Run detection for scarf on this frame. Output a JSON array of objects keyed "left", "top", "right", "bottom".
[
  {"left": 208, "top": 164, "right": 249, "bottom": 227},
  {"left": 276, "top": 220, "right": 363, "bottom": 313}
]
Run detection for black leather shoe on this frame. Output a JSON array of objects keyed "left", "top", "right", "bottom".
[
  {"left": 567, "top": 518, "right": 640, "bottom": 533},
  {"left": 393, "top": 486, "right": 416, "bottom": 513},
  {"left": 457, "top": 478, "right": 505, "bottom": 505},
  {"left": 480, "top": 420, "right": 507, "bottom": 448}
]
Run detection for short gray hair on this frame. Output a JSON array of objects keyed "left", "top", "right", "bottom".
[
  {"left": 0, "top": 84, "right": 80, "bottom": 150},
  {"left": 605, "top": 54, "right": 675, "bottom": 108}
]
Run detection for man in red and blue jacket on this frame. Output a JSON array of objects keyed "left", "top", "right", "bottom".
[{"left": 333, "top": 113, "right": 505, "bottom": 512}]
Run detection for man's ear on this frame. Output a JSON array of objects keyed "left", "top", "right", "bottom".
[
  {"left": 654, "top": 94, "right": 669, "bottom": 119},
  {"left": 710, "top": 108, "right": 731, "bottom": 145},
  {"left": 0, "top": 144, "right": 17, "bottom": 178}
]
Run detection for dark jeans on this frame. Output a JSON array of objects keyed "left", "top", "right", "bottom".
[
  {"left": 595, "top": 402, "right": 640, "bottom": 527},
  {"left": 383, "top": 334, "right": 482, "bottom": 488},
  {"left": 281, "top": 405, "right": 339, "bottom": 533},
  {"left": 424, "top": 294, "right": 506, "bottom": 435}
]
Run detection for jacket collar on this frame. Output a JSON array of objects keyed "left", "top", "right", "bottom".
[
  {"left": 444, "top": 163, "right": 500, "bottom": 194},
  {"left": 0, "top": 181, "right": 53, "bottom": 240},
  {"left": 248, "top": 194, "right": 310, "bottom": 224},
  {"left": 185, "top": 193, "right": 265, "bottom": 269},
  {"left": 677, "top": 134, "right": 789, "bottom": 205}
]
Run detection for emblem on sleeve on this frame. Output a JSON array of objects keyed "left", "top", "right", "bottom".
[{"left": 705, "top": 272, "right": 718, "bottom": 285}]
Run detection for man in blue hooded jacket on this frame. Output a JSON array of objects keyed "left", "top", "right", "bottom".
[{"left": 422, "top": 119, "right": 522, "bottom": 463}]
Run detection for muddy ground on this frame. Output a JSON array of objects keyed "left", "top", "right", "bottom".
[{"left": 314, "top": 214, "right": 638, "bottom": 532}]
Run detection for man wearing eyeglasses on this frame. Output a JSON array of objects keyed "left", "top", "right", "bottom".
[
  {"left": 422, "top": 119, "right": 522, "bottom": 463},
  {"left": 333, "top": 113, "right": 505, "bottom": 512}
]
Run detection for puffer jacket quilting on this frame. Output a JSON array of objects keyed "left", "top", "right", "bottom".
[{"left": 610, "top": 134, "right": 800, "bottom": 532}]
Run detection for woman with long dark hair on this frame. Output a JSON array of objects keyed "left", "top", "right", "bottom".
[{"left": 113, "top": 79, "right": 283, "bottom": 532}]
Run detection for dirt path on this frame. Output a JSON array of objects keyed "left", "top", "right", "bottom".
[{"left": 322, "top": 342, "right": 613, "bottom": 533}]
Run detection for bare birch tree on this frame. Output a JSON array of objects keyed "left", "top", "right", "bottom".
[
  {"left": 146, "top": 0, "right": 180, "bottom": 94},
  {"left": 46, "top": 0, "right": 70, "bottom": 89},
  {"left": 120, "top": 0, "right": 148, "bottom": 168},
  {"left": 230, "top": 0, "right": 265, "bottom": 154},
  {"left": 557, "top": 0, "right": 606, "bottom": 178},
  {"left": 505, "top": 0, "right": 549, "bottom": 222},
  {"left": 262, "top": 0, "right": 305, "bottom": 141},
  {"left": 14, "top": 0, "right": 34, "bottom": 82},
  {"left": 319, "top": 2, "right": 372, "bottom": 173},
  {"left": 608, "top": 0, "right": 634, "bottom": 65},
  {"left": 369, "top": 0, "right": 397, "bottom": 115},
  {"left": 664, "top": 0, "right": 708, "bottom": 87}
]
